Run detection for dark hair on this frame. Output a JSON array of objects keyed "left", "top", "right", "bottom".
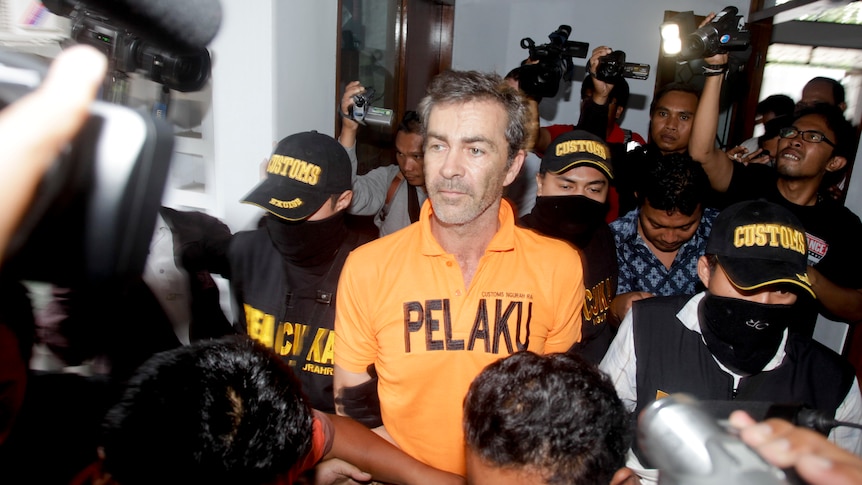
[
  {"left": 419, "top": 70, "right": 529, "bottom": 163},
  {"left": 398, "top": 110, "right": 422, "bottom": 135},
  {"left": 100, "top": 335, "right": 313, "bottom": 485},
  {"left": 805, "top": 77, "right": 846, "bottom": 106},
  {"left": 649, "top": 82, "right": 700, "bottom": 115},
  {"left": 637, "top": 152, "right": 709, "bottom": 216},
  {"left": 793, "top": 103, "right": 857, "bottom": 160},
  {"left": 463, "top": 351, "right": 630, "bottom": 485},
  {"left": 505, "top": 66, "right": 543, "bottom": 103},
  {"left": 758, "top": 115, "right": 793, "bottom": 146},
  {"left": 581, "top": 74, "right": 630, "bottom": 108},
  {"left": 756, "top": 94, "right": 795, "bottom": 119}
]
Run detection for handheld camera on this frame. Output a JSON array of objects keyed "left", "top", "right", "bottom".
[
  {"left": 348, "top": 87, "right": 394, "bottom": 127},
  {"left": 688, "top": 6, "right": 750, "bottom": 58},
  {"left": 519, "top": 25, "right": 589, "bottom": 99},
  {"left": 594, "top": 50, "right": 651, "bottom": 83}
]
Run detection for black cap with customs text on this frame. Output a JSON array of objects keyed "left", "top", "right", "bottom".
[
  {"left": 541, "top": 129, "right": 613, "bottom": 181},
  {"left": 241, "top": 131, "right": 352, "bottom": 221}
]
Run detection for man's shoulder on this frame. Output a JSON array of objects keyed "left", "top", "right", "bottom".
[{"left": 609, "top": 210, "right": 638, "bottom": 239}]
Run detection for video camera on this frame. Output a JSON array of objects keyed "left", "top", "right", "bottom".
[
  {"left": 688, "top": 6, "right": 750, "bottom": 58},
  {"left": 0, "top": 0, "right": 222, "bottom": 286},
  {"left": 594, "top": 50, "right": 651, "bottom": 83},
  {"left": 347, "top": 87, "right": 394, "bottom": 127},
  {"left": 43, "top": 0, "right": 212, "bottom": 93},
  {"left": 519, "top": 25, "right": 589, "bottom": 100}
]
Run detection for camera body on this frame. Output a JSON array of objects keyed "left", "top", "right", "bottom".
[
  {"left": 349, "top": 87, "right": 394, "bottom": 127},
  {"left": 594, "top": 50, "right": 651, "bottom": 83},
  {"left": 0, "top": 49, "right": 175, "bottom": 286},
  {"left": 685, "top": 6, "right": 750, "bottom": 59},
  {"left": 519, "top": 25, "right": 589, "bottom": 99},
  {"left": 57, "top": 6, "right": 211, "bottom": 92}
]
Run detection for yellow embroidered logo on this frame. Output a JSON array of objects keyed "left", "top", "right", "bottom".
[
  {"left": 797, "top": 273, "right": 811, "bottom": 286},
  {"left": 269, "top": 197, "right": 304, "bottom": 209},
  {"left": 655, "top": 390, "right": 669, "bottom": 400},
  {"left": 732, "top": 223, "right": 806, "bottom": 255},
  {"left": 266, "top": 154, "right": 322, "bottom": 186},
  {"left": 554, "top": 139, "right": 608, "bottom": 160}
]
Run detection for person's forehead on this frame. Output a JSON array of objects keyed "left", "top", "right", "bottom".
[
  {"left": 395, "top": 131, "right": 423, "bottom": 150},
  {"left": 801, "top": 81, "right": 835, "bottom": 102},
  {"left": 556, "top": 164, "right": 608, "bottom": 183},
  {"left": 793, "top": 114, "right": 833, "bottom": 135},
  {"left": 642, "top": 201, "right": 700, "bottom": 224},
  {"left": 427, "top": 100, "right": 508, "bottom": 139},
  {"left": 655, "top": 90, "right": 698, "bottom": 112}
]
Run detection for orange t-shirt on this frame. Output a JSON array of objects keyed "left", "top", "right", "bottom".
[{"left": 335, "top": 199, "right": 583, "bottom": 475}]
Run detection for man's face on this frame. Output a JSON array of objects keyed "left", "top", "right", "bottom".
[
  {"left": 698, "top": 258, "right": 798, "bottom": 305},
  {"left": 775, "top": 114, "right": 839, "bottom": 180},
  {"left": 797, "top": 80, "right": 836, "bottom": 110},
  {"left": 649, "top": 90, "right": 698, "bottom": 155},
  {"left": 395, "top": 130, "right": 425, "bottom": 186},
  {"left": 535, "top": 165, "right": 609, "bottom": 203},
  {"left": 638, "top": 200, "right": 702, "bottom": 253},
  {"left": 423, "top": 100, "right": 523, "bottom": 225}
]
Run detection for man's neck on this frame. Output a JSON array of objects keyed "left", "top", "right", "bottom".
[
  {"left": 776, "top": 177, "right": 822, "bottom": 206},
  {"left": 430, "top": 201, "right": 502, "bottom": 287}
]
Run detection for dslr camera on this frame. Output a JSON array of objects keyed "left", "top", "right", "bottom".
[
  {"left": 684, "top": 6, "right": 750, "bottom": 60},
  {"left": 594, "top": 50, "right": 651, "bottom": 83},
  {"left": 519, "top": 25, "right": 589, "bottom": 100},
  {"left": 348, "top": 87, "right": 394, "bottom": 127}
]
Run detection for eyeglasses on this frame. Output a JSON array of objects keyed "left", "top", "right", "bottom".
[{"left": 779, "top": 127, "right": 835, "bottom": 147}]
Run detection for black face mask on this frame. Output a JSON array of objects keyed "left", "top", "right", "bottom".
[
  {"left": 699, "top": 293, "right": 799, "bottom": 376},
  {"left": 265, "top": 212, "right": 347, "bottom": 267},
  {"left": 529, "top": 195, "right": 609, "bottom": 246}
]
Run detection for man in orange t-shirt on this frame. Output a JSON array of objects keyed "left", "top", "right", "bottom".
[{"left": 334, "top": 70, "right": 583, "bottom": 476}]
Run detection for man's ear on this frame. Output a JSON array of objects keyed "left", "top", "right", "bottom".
[
  {"left": 503, "top": 150, "right": 526, "bottom": 187},
  {"left": 697, "top": 255, "right": 712, "bottom": 288},
  {"left": 614, "top": 105, "right": 624, "bottom": 121},
  {"left": 534, "top": 172, "right": 544, "bottom": 196},
  {"left": 610, "top": 466, "right": 640, "bottom": 485},
  {"left": 335, "top": 190, "right": 353, "bottom": 211},
  {"left": 825, "top": 155, "right": 847, "bottom": 173}
]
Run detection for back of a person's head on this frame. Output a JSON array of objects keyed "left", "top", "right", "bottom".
[
  {"left": 793, "top": 102, "right": 857, "bottom": 160},
  {"left": 464, "top": 351, "right": 630, "bottom": 484},
  {"left": 398, "top": 110, "right": 422, "bottom": 135},
  {"left": 649, "top": 82, "right": 700, "bottom": 115},
  {"left": 637, "top": 152, "right": 709, "bottom": 216},
  {"left": 100, "top": 335, "right": 313, "bottom": 485},
  {"left": 756, "top": 94, "right": 795, "bottom": 119},
  {"left": 805, "top": 76, "right": 846, "bottom": 106}
]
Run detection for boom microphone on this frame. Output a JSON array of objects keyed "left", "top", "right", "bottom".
[{"left": 42, "top": 0, "right": 222, "bottom": 50}]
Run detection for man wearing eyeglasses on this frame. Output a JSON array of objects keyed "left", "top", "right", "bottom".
[{"left": 689, "top": 39, "right": 862, "bottom": 338}]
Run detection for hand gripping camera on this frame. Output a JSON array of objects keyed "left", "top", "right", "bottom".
[
  {"left": 638, "top": 394, "right": 804, "bottom": 485},
  {"left": 518, "top": 25, "right": 589, "bottom": 99},
  {"left": 594, "top": 50, "right": 651, "bottom": 84},
  {"left": 348, "top": 87, "right": 394, "bottom": 127}
]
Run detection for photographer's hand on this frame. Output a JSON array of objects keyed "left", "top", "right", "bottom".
[
  {"left": 338, "top": 80, "right": 365, "bottom": 150},
  {"left": 0, "top": 45, "right": 107, "bottom": 260},
  {"left": 588, "top": 46, "right": 613, "bottom": 105}
]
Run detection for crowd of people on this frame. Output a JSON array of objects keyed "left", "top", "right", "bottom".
[{"left": 2, "top": 7, "right": 862, "bottom": 484}]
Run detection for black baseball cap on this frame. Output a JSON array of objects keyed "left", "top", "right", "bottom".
[
  {"left": 541, "top": 129, "right": 613, "bottom": 181},
  {"left": 241, "top": 131, "right": 352, "bottom": 221},
  {"left": 706, "top": 199, "right": 814, "bottom": 298}
]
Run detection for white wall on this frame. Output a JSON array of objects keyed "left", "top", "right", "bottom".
[
  {"left": 209, "top": 0, "right": 337, "bottom": 232},
  {"left": 451, "top": 0, "right": 750, "bottom": 137}
]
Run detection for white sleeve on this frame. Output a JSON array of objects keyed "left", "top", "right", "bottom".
[
  {"left": 830, "top": 377, "right": 862, "bottom": 456},
  {"left": 599, "top": 311, "right": 638, "bottom": 412},
  {"left": 348, "top": 165, "right": 396, "bottom": 216}
]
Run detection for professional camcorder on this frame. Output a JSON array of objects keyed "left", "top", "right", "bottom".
[
  {"left": 43, "top": 0, "right": 212, "bottom": 93},
  {"left": 688, "top": 6, "right": 750, "bottom": 58},
  {"left": 594, "top": 50, "right": 651, "bottom": 83},
  {"left": 347, "top": 87, "right": 394, "bottom": 127},
  {"left": 0, "top": 0, "right": 222, "bottom": 286},
  {"left": 519, "top": 25, "right": 589, "bottom": 99}
]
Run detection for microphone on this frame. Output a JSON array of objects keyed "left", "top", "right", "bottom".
[{"left": 42, "top": 0, "right": 222, "bottom": 50}]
